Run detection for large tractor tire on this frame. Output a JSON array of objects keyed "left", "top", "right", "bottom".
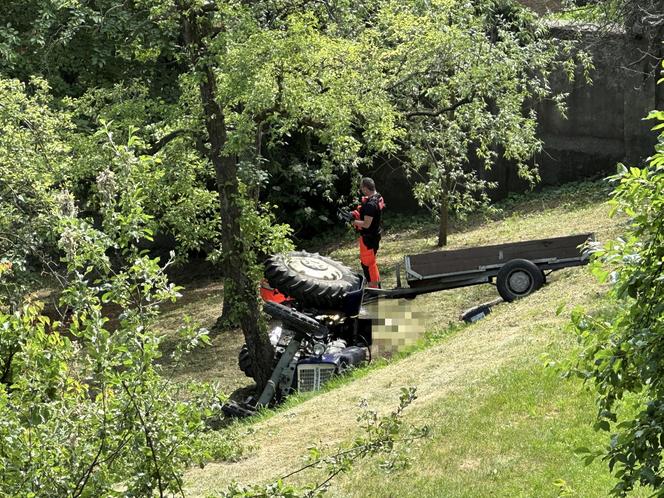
[
  {"left": 238, "top": 345, "right": 254, "bottom": 378},
  {"left": 264, "top": 251, "right": 361, "bottom": 308}
]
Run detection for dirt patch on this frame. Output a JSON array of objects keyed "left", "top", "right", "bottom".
[{"left": 459, "top": 458, "right": 482, "bottom": 472}]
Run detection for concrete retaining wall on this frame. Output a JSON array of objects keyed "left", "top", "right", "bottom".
[
  {"left": 533, "top": 25, "right": 662, "bottom": 187},
  {"left": 373, "top": 24, "right": 663, "bottom": 211}
]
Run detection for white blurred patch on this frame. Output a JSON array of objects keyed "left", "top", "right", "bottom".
[{"left": 363, "top": 299, "right": 430, "bottom": 357}]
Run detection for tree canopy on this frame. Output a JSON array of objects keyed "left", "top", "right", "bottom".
[{"left": 0, "top": 0, "right": 587, "bottom": 381}]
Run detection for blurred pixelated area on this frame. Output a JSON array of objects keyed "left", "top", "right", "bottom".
[{"left": 362, "top": 299, "right": 430, "bottom": 357}]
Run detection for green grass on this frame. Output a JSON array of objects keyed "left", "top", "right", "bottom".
[
  {"left": 161, "top": 180, "right": 636, "bottom": 496},
  {"left": 545, "top": 0, "right": 622, "bottom": 23},
  {"left": 329, "top": 334, "right": 645, "bottom": 498}
]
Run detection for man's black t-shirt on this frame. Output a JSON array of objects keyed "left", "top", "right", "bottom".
[{"left": 359, "top": 194, "right": 383, "bottom": 238}]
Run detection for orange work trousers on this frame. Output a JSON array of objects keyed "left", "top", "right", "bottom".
[{"left": 359, "top": 236, "right": 380, "bottom": 287}]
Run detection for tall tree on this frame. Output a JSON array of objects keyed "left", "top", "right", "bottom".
[
  {"left": 1, "top": 0, "right": 400, "bottom": 387},
  {"left": 170, "top": 1, "right": 399, "bottom": 385},
  {"left": 1, "top": 0, "right": 586, "bottom": 378}
]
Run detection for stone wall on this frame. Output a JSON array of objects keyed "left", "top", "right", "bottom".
[
  {"left": 374, "top": 23, "right": 663, "bottom": 210},
  {"left": 532, "top": 24, "right": 662, "bottom": 189}
]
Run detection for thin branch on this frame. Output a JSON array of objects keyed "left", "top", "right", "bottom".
[
  {"left": 310, "top": 467, "right": 344, "bottom": 495},
  {"left": 71, "top": 431, "right": 106, "bottom": 498},
  {"left": 404, "top": 94, "right": 474, "bottom": 119},
  {"left": 122, "top": 381, "right": 165, "bottom": 498},
  {"left": 279, "top": 434, "right": 427, "bottom": 481},
  {"left": 146, "top": 129, "right": 188, "bottom": 155}
]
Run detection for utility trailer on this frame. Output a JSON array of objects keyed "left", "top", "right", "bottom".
[{"left": 365, "top": 232, "right": 595, "bottom": 302}]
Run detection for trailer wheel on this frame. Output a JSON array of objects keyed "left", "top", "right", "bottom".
[
  {"left": 496, "top": 259, "right": 544, "bottom": 302},
  {"left": 265, "top": 251, "right": 361, "bottom": 308}
]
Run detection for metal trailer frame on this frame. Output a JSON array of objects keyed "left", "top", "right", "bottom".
[{"left": 364, "top": 233, "right": 594, "bottom": 301}]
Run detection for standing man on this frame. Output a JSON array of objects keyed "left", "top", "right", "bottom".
[{"left": 352, "top": 177, "right": 385, "bottom": 288}]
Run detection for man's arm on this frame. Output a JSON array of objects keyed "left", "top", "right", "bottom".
[{"left": 353, "top": 215, "right": 373, "bottom": 229}]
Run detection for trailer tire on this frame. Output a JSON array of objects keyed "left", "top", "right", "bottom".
[
  {"left": 496, "top": 259, "right": 544, "bottom": 302},
  {"left": 265, "top": 251, "right": 361, "bottom": 308}
]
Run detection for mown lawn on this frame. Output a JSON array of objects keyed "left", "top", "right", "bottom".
[
  {"left": 153, "top": 180, "right": 643, "bottom": 497},
  {"left": 329, "top": 323, "right": 645, "bottom": 498}
]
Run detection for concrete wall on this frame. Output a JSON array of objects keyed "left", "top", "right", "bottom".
[
  {"left": 374, "top": 24, "right": 663, "bottom": 211},
  {"left": 533, "top": 25, "right": 662, "bottom": 190}
]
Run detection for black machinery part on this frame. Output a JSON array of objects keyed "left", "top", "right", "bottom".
[
  {"left": 263, "top": 301, "right": 329, "bottom": 336},
  {"left": 238, "top": 301, "right": 329, "bottom": 378}
]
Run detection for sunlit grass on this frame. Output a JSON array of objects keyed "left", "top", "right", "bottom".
[{"left": 175, "top": 180, "right": 635, "bottom": 497}]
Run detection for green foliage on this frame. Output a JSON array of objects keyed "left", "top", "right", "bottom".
[
  {"left": 556, "top": 0, "right": 624, "bottom": 22},
  {"left": 0, "top": 77, "right": 74, "bottom": 310},
  {"left": 2, "top": 0, "right": 586, "bottom": 272},
  {"left": 375, "top": 0, "right": 591, "bottom": 242},
  {"left": 0, "top": 132, "right": 230, "bottom": 497},
  {"left": 567, "top": 96, "right": 664, "bottom": 495},
  {"left": 0, "top": 0, "right": 174, "bottom": 96},
  {"left": 0, "top": 3, "right": 604, "bottom": 491}
]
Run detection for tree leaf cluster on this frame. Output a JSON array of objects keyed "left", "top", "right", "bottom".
[
  {"left": 1, "top": 124, "right": 235, "bottom": 497},
  {"left": 567, "top": 66, "right": 664, "bottom": 496}
]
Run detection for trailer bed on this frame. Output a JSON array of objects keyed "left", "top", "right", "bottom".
[{"left": 405, "top": 233, "right": 593, "bottom": 287}]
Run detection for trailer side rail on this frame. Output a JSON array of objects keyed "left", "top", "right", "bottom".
[{"left": 404, "top": 233, "right": 593, "bottom": 284}]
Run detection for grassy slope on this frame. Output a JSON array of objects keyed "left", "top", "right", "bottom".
[{"left": 178, "top": 182, "right": 644, "bottom": 497}]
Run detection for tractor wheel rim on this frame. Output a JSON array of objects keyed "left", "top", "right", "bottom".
[{"left": 287, "top": 256, "right": 343, "bottom": 280}]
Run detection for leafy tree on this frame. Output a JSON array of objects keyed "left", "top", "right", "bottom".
[
  {"left": 0, "top": 74, "right": 423, "bottom": 498},
  {"left": 0, "top": 77, "right": 75, "bottom": 310},
  {"left": 3, "top": 0, "right": 401, "bottom": 386},
  {"left": 1, "top": 126, "right": 230, "bottom": 497},
  {"left": 567, "top": 69, "right": 664, "bottom": 495},
  {"left": 0, "top": 0, "right": 589, "bottom": 381},
  {"left": 0, "top": 0, "right": 180, "bottom": 97},
  {"left": 381, "top": 0, "right": 590, "bottom": 246},
  {"left": 172, "top": 0, "right": 403, "bottom": 383}
]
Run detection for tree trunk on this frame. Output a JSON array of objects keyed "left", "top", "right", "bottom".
[
  {"left": 437, "top": 183, "right": 449, "bottom": 247},
  {"left": 182, "top": 10, "right": 274, "bottom": 389}
]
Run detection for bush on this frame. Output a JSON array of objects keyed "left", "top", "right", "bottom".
[{"left": 568, "top": 98, "right": 664, "bottom": 495}]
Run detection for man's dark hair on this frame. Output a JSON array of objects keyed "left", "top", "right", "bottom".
[{"left": 361, "top": 177, "right": 376, "bottom": 191}]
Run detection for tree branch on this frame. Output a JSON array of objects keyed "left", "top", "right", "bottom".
[
  {"left": 404, "top": 94, "right": 474, "bottom": 119},
  {"left": 122, "top": 381, "right": 165, "bottom": 497},
  {"left": 146, "top": 129, "right": 189, "bottom": 155}
]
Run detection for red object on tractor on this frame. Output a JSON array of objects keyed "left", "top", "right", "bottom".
[{"left": 260, "top": 279, "right": 291, "bottom": 304}]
